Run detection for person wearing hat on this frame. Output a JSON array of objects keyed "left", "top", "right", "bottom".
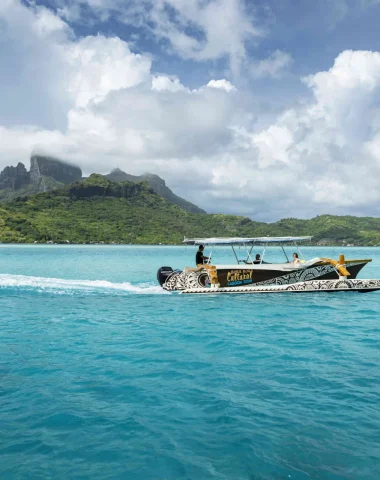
[{"left": 196, "top": 245, "right": 210, "bottom": 266}]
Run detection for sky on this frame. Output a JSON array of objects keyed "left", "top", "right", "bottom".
[{"left": 1, "top": 0, "right": 380, "bottom": 220}]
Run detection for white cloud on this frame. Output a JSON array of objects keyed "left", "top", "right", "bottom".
[
  {"left": 65, "top": 78, "right": 241, "bottom": 170},
  {"left": 54, "top": 0, "right": 260, "bottom": 74},
  {"left": 210, "top": 50, "right": 380, "bottom": 217},
  {"left": 152, "top": 75, "right": 188, "bottom": 92},
  {"left": 31, "top": 4, "right": 69, "bottom": 37},
  {"left": 252, "top": 125, "right": 293, "bottom": 168},
  {"left": 149, "top": 0, "right": 260, "bottom": 73},
  {"left": 252, "top": 50, "right": 293, "bottom": 78},
  {"left": 0, "top": 1, "right": 242, "bottom": 171},
  {"left": 67, "top": 36, "right": 151, "bottom": 107},
  {"left": 0, "top": 125, "right": 70, "bottom": 168},
  {"left": 0, "top": 0, "right": 73, "bottom": 130},
  {"left": 1, "top": 2, "right": 380, "bottom": 220},
  {"left": 57, "top": 4, "right": 82, "bottom": 22},
  {"left": 207, "top": 79, "right": 237, "bottom": 92}
]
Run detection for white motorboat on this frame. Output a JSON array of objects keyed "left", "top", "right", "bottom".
[{"left": 157, "top": 236, "right": 380, "bottom": 294}]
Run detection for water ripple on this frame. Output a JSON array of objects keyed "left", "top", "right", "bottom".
[{"left": 1, "top": 247, "right": 380, "bottom": 479}]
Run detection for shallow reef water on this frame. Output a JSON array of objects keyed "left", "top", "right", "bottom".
[{"left": 1, "top": 245, "right": 380, "bottom": 479}]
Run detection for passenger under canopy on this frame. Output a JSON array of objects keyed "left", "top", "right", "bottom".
[
  {"left": 183, "top": 236, "right": 312, "bottom": 265},
  {"left": 156, "top": 235, "right": 374, "bottom": 291}
]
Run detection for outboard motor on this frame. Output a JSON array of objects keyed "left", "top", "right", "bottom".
[{"left": 157, "top": 266, "right": 174, "bottom": 287}]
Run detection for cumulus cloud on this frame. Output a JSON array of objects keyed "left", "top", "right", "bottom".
[
  {"left": 67, "top": 36, "right": 151, "bottom": 107},
  {"left": 149, "top": 0, "right": 259, "bottom": 74},
  {"left": 0, "top": 125, "right": 68, "bottom": 166},
  {"left": 251, "top": 50, "right": 293, "bottom": 78},
  {"left": 31, "top": 3, "right": 69, "bottom": 37},
  {"left": 211, "top": 50, "right": 380, "bottom": 218},
  {"left": 0, "top": 2, "right": 242, "bottom": 172},
  {"left": 0, "top": 0, "right": 72, "bottom": 129},
  {"left": 51, "top": 0, "right": 260, "bottom": 74},
  {"left": 1, "top": 1, "right": 380, "bottom": 221},
  {"left": 64, "top": 77, "right": 241, "bottom": 171},
  {"left": 207, "top": 80, "right": 237, "bottom": 92},
  {"left": 152, "top": 76, "right": 188, "bottom": 93}
]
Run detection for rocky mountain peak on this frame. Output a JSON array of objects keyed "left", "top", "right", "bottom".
[
  {"left": 30, "top": 155, "right": 82, "bottom": 185},
  {"left": 105, "top": 168, "right": 205, "bottom": 214},
  {"left": 0, "top": 162, "right": 30, "bottom": 190},
  {"left": 0, "top": 155, "right": 83, "bottom": 202}
]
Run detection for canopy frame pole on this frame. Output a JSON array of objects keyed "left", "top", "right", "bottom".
[
  {"left": 261, "top": 243, "right": 268, "bottom": 263},
  {"left": 206, "top": 246, "right": 214, "bottom": 264},
  {"left": 293, "top": 241, "right": 305, "bottom": 260},
  {"left": 244, "top": 243, "right": 254, "bottom": 264},
  {"left": 281, "top": 245, "right": 289, "bottom": 263},
  {"left": 231, "top": 245, "right": 240, "bottom": 264}
]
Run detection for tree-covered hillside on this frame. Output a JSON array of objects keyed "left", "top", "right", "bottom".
[{"left": 1, "top": 175, "right": 380, "bottom": 245}]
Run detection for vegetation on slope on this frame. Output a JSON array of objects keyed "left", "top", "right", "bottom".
[
  {"left": 105, "top": 168, "right": 206, "bottom": 214},
  {"left": 0, "top": 176, "right": 64, "bottom": 203},
  {"left": 1, "top": 175, "right": 380, "bottom": 245}
]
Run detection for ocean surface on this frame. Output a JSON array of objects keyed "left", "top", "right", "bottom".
[{"left": 1, "top": 245, "right": 380, "bottom": 480}]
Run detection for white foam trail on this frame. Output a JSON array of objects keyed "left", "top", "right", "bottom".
[{"left": 0, "top": 274, "right": 168, "bottom": 295}]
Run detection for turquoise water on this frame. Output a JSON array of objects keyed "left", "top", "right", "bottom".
[{"left": 1, "top": 245, "right": 380, "bottom": 480}]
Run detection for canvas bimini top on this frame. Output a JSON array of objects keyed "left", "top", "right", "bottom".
[{"left": 183, "top": 236, "right": 312, "bottom": 246}]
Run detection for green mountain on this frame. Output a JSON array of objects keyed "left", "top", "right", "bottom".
[
  {"left": 105, "top": 168, "right": 205, "bottom": 214},
  {"left": 1, "top": 174, "right": 380, "bottom": 245},
  {"left": 0, "top": 158, "right": 205, "bottom": 214},
  {"left": 0, "top": 155, "right": 82, "bottom": 203}
]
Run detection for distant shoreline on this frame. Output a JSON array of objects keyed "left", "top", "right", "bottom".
[
  {"left": 0, "top": 243, "right": 377, "bottom": 247},
  {"left": 1, "top": 176, "right": 380, "bottom": 246}
]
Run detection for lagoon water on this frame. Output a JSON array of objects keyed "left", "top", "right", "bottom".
[{"left": 1, "top": 245, "right": 380, "bottom": 480}]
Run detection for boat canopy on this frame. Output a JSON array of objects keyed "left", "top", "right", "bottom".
[{"left": 183, "top": 236, "right": 312, "bottom": 246}]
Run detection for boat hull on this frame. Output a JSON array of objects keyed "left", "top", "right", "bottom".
[
  {"left": 215, "top": 261, "right": 368, "bottom": 288},
  {"left": 160, "top": 260, "right": 370, "bottom": 291},
  {"left": 180, "top": 278, "right": 380, "bottom": 294}
]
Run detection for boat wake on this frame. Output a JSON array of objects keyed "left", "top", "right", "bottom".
[{"left": 0, "top": 274, "right": 167, "bottom": 295}]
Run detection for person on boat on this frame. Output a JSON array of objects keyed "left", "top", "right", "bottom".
[
  {"left": 196, "top": 245, "right": 210, "bottom": 266},
  {"left": 292, "top": 252, "right": 302, "bottom": 265},
  {"left": 253, "top": 254, "right": 261, "bottom": 264}
]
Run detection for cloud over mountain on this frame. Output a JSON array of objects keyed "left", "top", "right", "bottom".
[{"left": 1, "top": 1, "right": 380, "bottom": 220}]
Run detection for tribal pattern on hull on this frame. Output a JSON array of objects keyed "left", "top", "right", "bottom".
[
  {"left": 283, "top": 278, "right": 380, "bottom": 291},
  {"left": 181, "top": 279, "right": 380, "bottom": 294},
  {"left": 255, "top": 265, "right": 336, "bottom": 286},
  {"left": 163, "top": 270, "right": 207, "bottom": 291},
  {"left": 163, "top": 263, "right": 365, "bottom": 291},
  {"left": 163, "top": 265, "right": 336, "bottom": 290}
]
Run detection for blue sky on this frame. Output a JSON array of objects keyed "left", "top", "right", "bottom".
[
  {"left": 29, "top": 0, "right": 380, "bottom": 80},
  {"left": 1, "top": 0, "right": 380, "bottom": 220}
]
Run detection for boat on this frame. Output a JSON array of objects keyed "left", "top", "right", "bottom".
[{"left": 157, "top": 236, "right": 380, "bottom": 294}]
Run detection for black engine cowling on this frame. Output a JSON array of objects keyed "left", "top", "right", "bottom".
[{"left": 157, "top": 266, "right": 175, "bottom": 286}]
